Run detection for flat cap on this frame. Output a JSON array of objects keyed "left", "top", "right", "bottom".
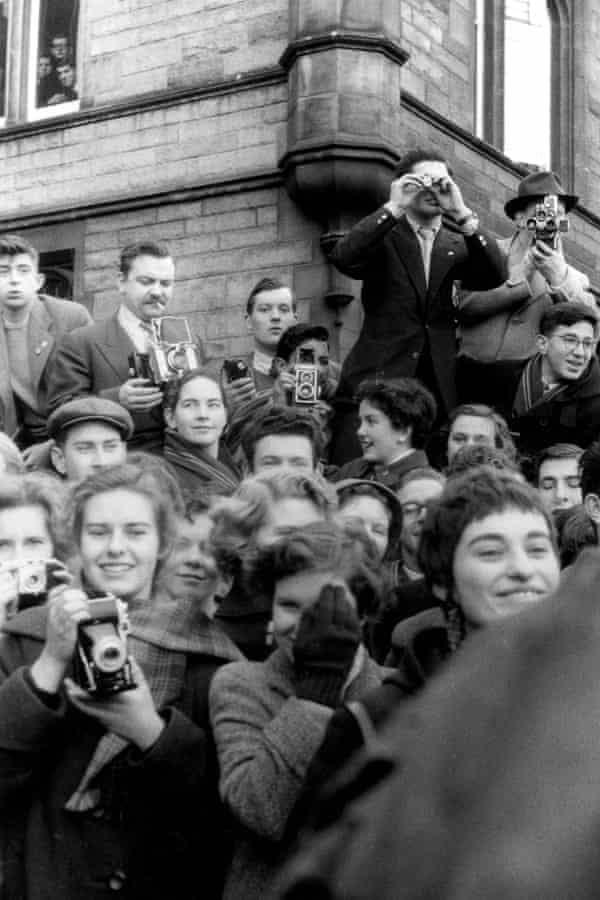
[{"left": 48, "top": 397, "right": 134, "bottom": 441}]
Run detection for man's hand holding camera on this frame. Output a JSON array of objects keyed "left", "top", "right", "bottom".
[
  {"left": 118, "top": 377, "right": 163, "bottom": 412},
  {"left": 529, "top": 240, "right": 568, "bottom": 288},
  {"left": 385, "top": 172, "right": 473, "bottom": 224}
]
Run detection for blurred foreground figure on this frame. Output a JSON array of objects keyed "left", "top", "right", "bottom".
[{"left": 277, "top": 547, "right": 600, "bottom": 900}]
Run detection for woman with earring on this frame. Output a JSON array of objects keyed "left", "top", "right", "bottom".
[
  {"left": 0, "top": 463, "right": 241, "bottom": 900},
  {"left": 163, "top": 369, "right": 240, "bottom": 500}
]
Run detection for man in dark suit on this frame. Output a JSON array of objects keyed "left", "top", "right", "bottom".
[
  {"left": 328, "top": 148, "right": 505, "bottom": 464},
  {"left": 47, "top": 240, "right": 175, "bottom": 452},
  {"left": 0, "top": 234, "right": 91, "bottom": 467}
]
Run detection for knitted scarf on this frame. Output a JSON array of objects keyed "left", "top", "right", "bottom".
[
  {"left": 65, "top": 589, "right": 242, "bottom": 812},
  {"left": 163, "top": 429, "right": 240, "bottom": 497},
  {"left": 513, "top": 353, "right": 567, "bottom": 417}
]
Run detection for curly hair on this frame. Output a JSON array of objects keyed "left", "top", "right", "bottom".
[
  {"left": 446, "top": 444, "right": 523, "bottom": 479},
  {"left": 356, "top": 378, "right": 437, "bottom": 449},
  {"left": 0, "top": 473, "right": 69, "bottom": 560},
  {"left": 210, "top": 471, "right": 337, "bottom": 578},
  {"left": 418, "top": 466, "right": 557, "bottom": 593},
  {"left": 245, "top": 520, "right": 385, "bottom": 619}
]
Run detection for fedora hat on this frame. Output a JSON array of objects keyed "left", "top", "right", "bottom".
[{"left": 504, "top": 171, "right": 578, "bottom": 219}]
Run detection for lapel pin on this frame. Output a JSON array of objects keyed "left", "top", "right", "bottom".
[{"left": 448, "top": 250, "right": 455, "bottom": 256}]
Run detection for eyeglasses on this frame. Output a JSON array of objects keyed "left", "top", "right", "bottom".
[
  {"left": 401, "top": 501, "right": 429, "bottom": 518},
  {"left": 554, "top": 334, "right": 596, "bottom": 353}
]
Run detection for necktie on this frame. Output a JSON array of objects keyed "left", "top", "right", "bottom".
[{"left": 418, "top": 227, "right": 436, "bottom": 285}]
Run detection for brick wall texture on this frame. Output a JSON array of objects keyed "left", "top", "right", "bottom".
[{"left": 0, "top": 0, "right": 598, "bottom": 365}]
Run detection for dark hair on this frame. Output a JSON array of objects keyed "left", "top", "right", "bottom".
[
  {"left": 555, "top": 505, "right": 597, "bottom": 567},
  {"left": 241, "top": 405, "right": 324, "bottom": 469},
  {"left": 246, "top": 521, "right": 384, "bottom": 619},
  {"left": 580, "top": 440, "right": 600, "bottom": 499},
  {"left": 447, "top": 403, "right": 517, "bottom": 461},
  {"left": 246, "top": 277, "right": 294, "bottom": 315},
  {"left": 394, "top": 148, "right": 452, "bottom": 179},
  {"left": 357, "top": 378, "right": 437, "bottom": 450},
  {"left": 418, "top": 466, "right": 557, "bottom": 592},
  {"left": 535, "top": 443, "right": 583, "bottom": 484},
  {"left": 275, "top": 324, "right": 330, "bottom": 364},
  {"left": 119, "top": 241, "right": 172, "bottom": 277},
  {"left": 0, "top": 234, "right": 39, "bottom": 266},
  {"left": 446, "top": 444, "right": 523, "bottom": 479},
  {"left": 539, "top": 302, "right": 598, "bottom": 337},
  {"left": 162, "top": 368, "right": 224, "bottom": 414}
]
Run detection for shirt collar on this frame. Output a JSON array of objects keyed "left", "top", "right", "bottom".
[
  {"left": 253, "top": 349, "right": 275, "bottom": 376},
  {"left": 405, "top": 213, "right": 442, "bottom": 236}
]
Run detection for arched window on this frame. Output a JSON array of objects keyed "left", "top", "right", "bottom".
[
  {"left": 474, "top": 0, "right": 573, "bottom": 183},
  {"left": 503, "top": 0, "right": 551, "bottom": 167}
]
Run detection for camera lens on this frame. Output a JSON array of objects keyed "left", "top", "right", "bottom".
[{"left": 93, "top": 636, "right": 126, "bottom": 673}]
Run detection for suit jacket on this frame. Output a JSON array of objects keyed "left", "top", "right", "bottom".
[
  {"left": 330, "top": 210, "right": 505, "bottom": 414},
  {"left": 476, "top": 354, "right": 600, "bottom": 456},
  {"left": 46, "top": 312, "right": 164, "bottom": 451},
  {"left": 0, "top": 294, "right": 91, "bottom": 439}
]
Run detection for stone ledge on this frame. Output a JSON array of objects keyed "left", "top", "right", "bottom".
[{"left": 280, "top": 32, "right": 409, "bottom": 70}]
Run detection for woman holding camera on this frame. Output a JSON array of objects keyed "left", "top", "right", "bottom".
[
  {"left": 0, "top": 463, "right": 241, "bottom": 900},
  {"left": 163, "top": 369, "right": 240, "bottom": 500}
]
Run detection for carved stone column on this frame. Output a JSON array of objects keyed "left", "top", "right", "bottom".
[{"left": 279, "top": 0, "right": 409, "bottom": 346}]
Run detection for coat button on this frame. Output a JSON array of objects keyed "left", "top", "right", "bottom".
[
  {"left": 412, "top": 351, "right": 419, "bottom": 359},
  {"left": 108, "top": 870, "right": 127, "bottom": 891}
]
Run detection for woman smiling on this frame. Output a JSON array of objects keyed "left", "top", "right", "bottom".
[{"left": 163, "top": 369, "right": 240, "bottom": 500}]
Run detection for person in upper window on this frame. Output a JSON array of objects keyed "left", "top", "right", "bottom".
[
  {"left": 0, "top": 234, "right": 91, "bottom": 469},
  {"left": 47, "top": 62, "right": 77, "bottom": 104},
  {"left": 475, "top": 302, "right": 600, "bottom": 458},
  {"left": 327, "top": 147, "right": 504, "bottom": 464},
  {"left": 47, "top": 241, "right": 176, "bottom": 453},
  {"left": 221, "top": 278, "right": 298, "bottom": 414},
  {"left": 457, "top": 171, "right": 596, "bottom": 399}
]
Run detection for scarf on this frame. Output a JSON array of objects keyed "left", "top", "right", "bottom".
[
  {"left": 513, "top": 353, "right": 567, "bottom": 418},
  {"left": 65, "top": 589, "right": 242, "bottom": 812},
  {"left": 163, "top": 429, "right": 240, "bottom": 497}
]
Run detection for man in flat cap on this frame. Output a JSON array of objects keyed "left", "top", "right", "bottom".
[
  {"left": 457, "top": 171, "right": 596, "bottom": 400},
  {"left": 48, "top": 396, "right": 132, "bottom": 482}
]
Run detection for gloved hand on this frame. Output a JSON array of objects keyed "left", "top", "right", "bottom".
[{"left": 293, "top": 584, "right": 362, "bottom": 708}]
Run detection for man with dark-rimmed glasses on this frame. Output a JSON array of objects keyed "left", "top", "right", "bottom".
[{"left": 476, "top": 302, "right": 600, "bottom": 456}]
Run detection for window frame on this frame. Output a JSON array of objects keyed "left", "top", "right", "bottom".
[
  {"left": 0, "top": 0, "right": 10, "bottom": 127},
  {"left": 26, "top": 0, "right": 80, "bottom": 122},
  {"left": 474, "top": 0, "right": 574, "bottom": 188}
]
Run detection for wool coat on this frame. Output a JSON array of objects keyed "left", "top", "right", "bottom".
[
  {"left": 0, "top": 604, "right": 240, "bottom": 900},
  {"left": 209, "top": 646, "right": 382, "bottom": 900}
]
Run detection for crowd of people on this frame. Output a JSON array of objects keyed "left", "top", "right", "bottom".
[{"left": 1, "top": 146, "right": 600, "bottom": 897}]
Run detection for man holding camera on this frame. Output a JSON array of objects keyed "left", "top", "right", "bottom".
[
  {"left": 328, "top": 148, "right": 504, "bottom": 464},
  {"left": 47, "top": 241, "right": 175, "bottom": 452},
  {"left": 456, "top": 171, "right": 596, "bottom": 401}
]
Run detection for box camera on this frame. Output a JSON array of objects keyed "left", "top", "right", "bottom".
[
  {"left": 526, "top": 194, "right": 569, "bottom": 250},
  {"left": 73, "top": 595, "right": 136, "bottom": 696},
  {"left": 293, "top": 347, "right": 320, "bottom": 406},
  {"left": 129, "top": 316, "right": 201, "bottom": 387},
  {"left": 416, "top": 174, "right": 443, "bottom": 190},
  {"left": 223, "top": 358, "right": 250, "bottom": 382},
  {"left": 2, "top": 559, "right": 63, "bottom": 620}
]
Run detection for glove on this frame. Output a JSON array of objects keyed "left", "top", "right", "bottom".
[{"left": 293, "top": 584, "right": 362, "bottom": 708}]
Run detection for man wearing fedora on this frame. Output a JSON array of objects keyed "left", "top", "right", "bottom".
[{"left": 456, "top": 171, "right": 595, "bottom": 401}]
